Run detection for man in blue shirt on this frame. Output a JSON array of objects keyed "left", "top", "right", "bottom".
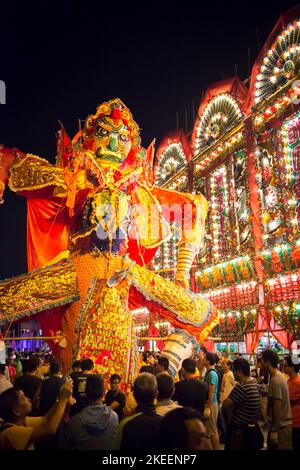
[{"left": 204, "top": 352, "right": 220, "bottom": 450}]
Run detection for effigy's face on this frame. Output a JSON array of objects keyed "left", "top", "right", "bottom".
[{"left": 91, "top": 115, "right": 132, "bottom": 165}]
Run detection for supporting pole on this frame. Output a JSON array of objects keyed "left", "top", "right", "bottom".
[
  {"left": 138, "top": 336, "right": 221, "bottom": 341},
  {"left": 1, "top": 335, "right": 63, "bottom": 341}
]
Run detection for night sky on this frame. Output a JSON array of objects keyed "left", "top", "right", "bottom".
[{"left": 0, "top": 0, "right": 299, "bottom": 278}]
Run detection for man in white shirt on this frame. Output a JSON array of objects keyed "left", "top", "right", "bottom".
[{"left": 220, "top": 359, "right": 236, "bottom": 403}]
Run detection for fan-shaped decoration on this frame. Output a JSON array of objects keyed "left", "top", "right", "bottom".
[
  {"left": 193, "top": 94, "right": 242, "bottom": 154},
  {"left": 254, "top": 20, "right": 300, "bottom": 105},
  {"left": 154, "top": 143, "right": 187, "bottom": 186}
]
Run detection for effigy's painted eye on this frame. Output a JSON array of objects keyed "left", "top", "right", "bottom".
[
  {"left": 97, "top": 127, "right": 109, "bottom": 137},
  {"left": 119, "top": 134, "right": 129, "bottom": 142}
]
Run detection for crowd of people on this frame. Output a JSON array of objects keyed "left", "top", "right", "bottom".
[{"left": 0, "top": 346, "right": 299, "bottom": 451}]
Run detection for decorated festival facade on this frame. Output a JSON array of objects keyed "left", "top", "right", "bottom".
[
  {"left": 1, "top": 5, "right": 300, "bottom": 374},
  {"left": 151, "top": 5, "right": 300, "bottom": 353}
]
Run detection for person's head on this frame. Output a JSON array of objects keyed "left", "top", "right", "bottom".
[
  {"left": 157, "top": 356, "right": 169, "bottom": 373},
  {"left": 142, "top": 352, "right": 148, "bottom": 363},
  {"left": 232, "top": 358, "right": 250, "bottom": 383},
  {"left": 146, "top": 353, "right": 156, "bottom": 366},
  {"left": 181, "top": 358, "right": 196, "bottom": 379},
  {"left": 72, "top": 360, "right": 81, "bottom": 372},
  {"left": 199, "top": 346, "right": 207, "bottom": 360},
  {"left": 283, "top": 356, "right": 300, "bottom": 376},
  {"left": 81, "top": 358, "right": 94, "bottom": 373},
  {"left": 85, "top": 374, "right": 105, "bottom": 403},
  {"left": 261, "top": 349, "right": 279, "bottom": 371},
  {"left": 0, "top": 363, "right": 6, "bottom": 376},
  {"left": 25, "top": 356, "right": 42, "bottom": 375},
  {"left": 110, "top": 374, "right": 121, "bottom": 391},
  {"left": 214, "top": 354, "right": 220, "bottom": 365},
  {"left": 133, "top": 372, "right": 157, "bottom": 406},
  {"left": 50, "top": 358, "right": 62, "bottom": 376},
  {"left": 0, "top": 388, "right": 32, "bottom": 423},
  {"left": 222, "top": 358, "right": 232, "bottom": 373},
  {"left": 156, "top": 372, "right": 175, "bottom": 401},
  {"left": 159, "top": 407, "right": 206, "bottom": 450},
  {"left": 255, "top": 357, "right": 261, "bottom": 367},
  {"left": 204, "top": 352, "right": 216, "bottom": 368},
  {"left": 139, "top": 365, "right": 155, "bottom": 375},
  {"left": 7, "top": 348, "right": 16, "bottom": 361}
]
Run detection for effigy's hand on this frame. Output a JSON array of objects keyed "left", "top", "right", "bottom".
[
  {"left": 174, "top": 273, "right": 189, "bottom": 289},
  {"left": 0, "top": 145, "right": 24, "bottom": 203}
]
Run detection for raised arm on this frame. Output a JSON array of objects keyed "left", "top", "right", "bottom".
[
  {"left": 0, "top": 146, "right": 67, "bottom": 202},
  {"left": 150, "top": 186, "right": 208, "bottom": 288}
]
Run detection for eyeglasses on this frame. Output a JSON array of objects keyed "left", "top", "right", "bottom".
[{"left": 110, "top": 381, "right": 120, "bottom": 385}]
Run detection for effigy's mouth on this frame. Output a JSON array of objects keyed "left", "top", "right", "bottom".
[
  {"left": 96, "top": 148, "right": 123, "bottom": 163},
  {"left": 98, "top": 149, "right": 120, "bottom": 158}
]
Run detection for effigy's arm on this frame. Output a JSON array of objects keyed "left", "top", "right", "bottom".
[
  {"left": 128, "top": 263, "right": 219, "bottom": 344},
  {"left": 0, "top": 259, "right": 79, "bottom": 325},
  {"left": 150, "top": 186, "right": 209, "bottom": 287},
  {"left": 0, "top": 147, "right": 67, "bottom": 201}
]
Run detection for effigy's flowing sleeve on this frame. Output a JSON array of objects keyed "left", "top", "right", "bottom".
[
  {"left": 0, "top": 148, "right": 67, "bottom": 200},
  {"left": 0, "top": 148, "right": 70, "bottom": 270},
  {"left": 150, "top": 186, "right": 209, "bottom": 286}
]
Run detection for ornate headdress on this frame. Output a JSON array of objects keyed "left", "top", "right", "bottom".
[{"left": 83, "top": 98, "right": 141, "bottom": 149}]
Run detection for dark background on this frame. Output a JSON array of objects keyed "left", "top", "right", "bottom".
[{"left": 0, "top": 0, "right": 299, "bottom": 278}]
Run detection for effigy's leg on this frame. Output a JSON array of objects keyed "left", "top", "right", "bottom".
[
  {"left": 60, "top": 252, "right": 131, "bottom": 374},
  {"left": 128, "top": 263, "right": 219, "bottom": 343},
  {"left": 75, "top": 278, "right": 134, "bottom": 384}
]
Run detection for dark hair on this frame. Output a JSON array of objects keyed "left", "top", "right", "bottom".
[
  {"left": 214, "top": 354, "right": 220, "bottom": 365},
  {"left": 205, "top": 352, "right": 216, "bottom": 366},
  {"left": 200, "top": 346, "right": 207, "bottom": 354},
  {"left": 110, "top": 374, "right": 121, "bottom": 383},
  {"left": 182, "top": 358, "right": 196, "bottom": 374},
  {"left": 0, "top": 364, "right": 6, "bottom": 375},
  {"left": 72, "top": 360, "right": 81, "bottom": 370},
  {"left": 134, "top": 372, "right": 157, "bottom": 405},
  {"left": 232, "top": 358, "right": 250, "bottom": 376},
  {"left": 0, "top": 388, "right": 21, "bottom": 422},
  {"left": 85, "top": 374, "right": 104, "bottom": 401},
  {"left": 81, "top": 358, "right": 94, "bottom": 372},
  {"left": 142, "top": 352, "right": 148, "bottom": 362},
  {"left": 261, "top": 349, "right": 279, "bottom": 368},
  {"left": 139, "top": 365, "right": 154, "bottom": 374},
  {"left": 284, "top": 355, "right": 300, "bottom": 373},
  {"left": 223, "top": 359, "right": 232, "bottom": 368},
  {"left": 158, "top": 356, "right": 169, "bottom": 371},
  {"left": 156, "top": 373, "right": 174, "bottom": 400},
  {"left": 25, "top": 356, "right": 41, "bottom": 373},
  {"left": 50, "top": 358, "right": 62, "bottom": 375},
  {"left": 159, "top": 407, "right": 204, "bottom": 450}
]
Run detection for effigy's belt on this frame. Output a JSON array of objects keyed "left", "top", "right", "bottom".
[{"left": 0, "top": 259, "right": 79, "bottom": 324}]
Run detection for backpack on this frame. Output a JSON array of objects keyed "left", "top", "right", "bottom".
[{"left": 205, "top": 368, "right": 222, "bottom": 404}]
